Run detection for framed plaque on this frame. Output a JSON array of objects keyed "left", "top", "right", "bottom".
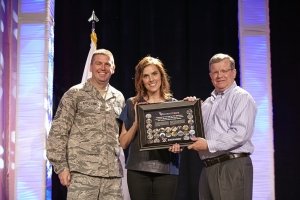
[{"left": 137, "top": 99, "right": 204, "bottom": 151}]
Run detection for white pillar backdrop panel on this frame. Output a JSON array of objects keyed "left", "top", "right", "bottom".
[
  {"left": 15, "top": 0, "right": 54, "bottom": 199},
  {"left": 238, "top": 0, "right": 275, "bottom": 199},
  {"left": 46, "top": 6, "right": 55, "bottom": 199}
]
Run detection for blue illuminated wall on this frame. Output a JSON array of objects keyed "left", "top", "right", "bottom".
[
  {"left": 238, "top": 0, "right": 274, "bottom": 199},
  {"left": 15, "top": 0, "right": 54, "bottom": 199}
]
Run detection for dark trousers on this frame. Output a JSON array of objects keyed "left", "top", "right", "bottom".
[
  {"left": 127, "top": 170, "right": 178, "bottom": 200},
  {"left": 199, "top": 156, "right": 253, "bottom": 200}
]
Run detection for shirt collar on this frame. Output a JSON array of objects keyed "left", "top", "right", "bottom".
[{"left": 211, "top": 81, "right": 237, "bottom": 98}]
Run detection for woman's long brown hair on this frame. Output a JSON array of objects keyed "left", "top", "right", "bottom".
[{"left": 133, "top": 56, "right": 172, "bottom": 104}]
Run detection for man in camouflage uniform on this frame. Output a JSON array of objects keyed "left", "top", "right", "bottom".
[{"left": 47, "top": 49, "right": 125, "bottom": 200}]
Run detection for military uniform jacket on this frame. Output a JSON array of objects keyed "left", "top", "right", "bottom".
[{"left": 46, "top": 79, "right": 125, "bottom": 177}]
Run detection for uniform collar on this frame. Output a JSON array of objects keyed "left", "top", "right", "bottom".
[{"left": 84, "top": 79, "right": 116, "bottom": 100}]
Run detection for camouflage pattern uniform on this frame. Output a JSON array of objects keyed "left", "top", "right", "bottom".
[{"left": 46, "top": 79, "right": 125, "bottom": 200}]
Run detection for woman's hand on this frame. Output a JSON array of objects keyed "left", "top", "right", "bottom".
[{"left": 168, "top": 143, "right": 183, "bottom": 153}]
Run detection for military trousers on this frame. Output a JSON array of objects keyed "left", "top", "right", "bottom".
[{"left": 67, "top": 172, "right": 123, "bottom": 200}]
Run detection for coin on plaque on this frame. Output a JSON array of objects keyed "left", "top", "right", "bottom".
[
  {"left": 147, "top": 134, "right": 154, "bottom": 140},
  {"left": 189, "top": 129, "right": 195, "bottom": 136},
  {"left": 186, "top": 109, "right": 193, "bottom": 114},
  {"left": 178, "top": 130, "right": 184, "bottom": 136},
  {"left": 153, "top": 128, "right": 159, "bottom": 134},
  {"left": 160, "top": 132, "right": 166, "bottom": 138},
  {"left": 153, "top": 138, "right": 160, "bottom": 143},
  {"left": 188, "top": 119, "right": 194, "bottom": 125},
  {"left": 166, "top": 132, "right": 172, "bottom": 138},
  {"left": 183, "top": 135, "right": 190, "bottom": 140},
  {"left": 187, "top": 114, "right": 193, "bottom": 119},
  {"left": 146, "top": 123, "right": 152, "bottom": 129},
  {"left": 171, "top": 131, "right": 177, "bottom": 137},
  {"left": 172, "top": 127, "right": 178, "bottom": 132},
  {"left": 182, "top": 125, "right": 189, "bottom": 131},
  {"left": 165, "top": 127, "right": 171, "bottom": 133}
]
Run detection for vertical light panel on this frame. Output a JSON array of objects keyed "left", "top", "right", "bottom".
[
  {"left": 15, "top": 0, "right": 54, "bottom": 199},
  {"left": 0, "top": 0, "right": 19, "bottom": 199},
  {"left": 46, "top": 2, "right": 55, "bottom": 199},
  {"left": 238, "top": 0, "right": 275, "bottom": 199}
]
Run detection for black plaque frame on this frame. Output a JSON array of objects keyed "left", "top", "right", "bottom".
[{"left": 137, "top": 99, "right": 204, "bottom": 151}]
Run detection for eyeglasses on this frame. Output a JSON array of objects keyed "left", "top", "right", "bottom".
[{"left": 210, "top": 68, "right": 233, "bottom": 76}]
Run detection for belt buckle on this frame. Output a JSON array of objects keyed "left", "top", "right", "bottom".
[{"left": 204, "top": 157, "right": 217, "bottom": 167}]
